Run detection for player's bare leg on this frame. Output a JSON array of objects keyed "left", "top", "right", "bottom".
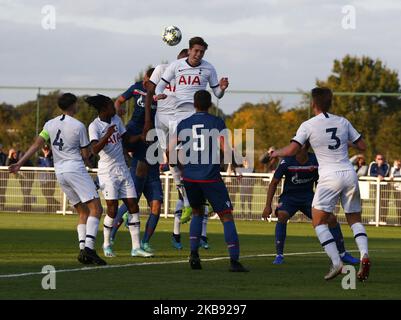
[
  {"left": 312, "top": 208, "right": 343, "bottom": 280},
  {"left": 346, "top": 212, "right": 370, "bottom": 281},
  {"left": 123, "top": 197, "right": 153, "bottom": 258}
]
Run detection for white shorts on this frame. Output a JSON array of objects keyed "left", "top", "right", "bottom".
[
  {"left": 97, "top": 166, "right": 137, "bottom": 200},
  {"left": 155, "top": 107, "right": 195, "bottom": 151},
  {"left": 312, "top": 170, "right": 362, "bottom": 213},
  {"left": 56, "top": 171, "right": 99, "bottom": 206}
]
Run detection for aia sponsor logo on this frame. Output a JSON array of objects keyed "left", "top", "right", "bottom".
[{"left": 178, "top": 75, "right": 201, "bottom": 86}]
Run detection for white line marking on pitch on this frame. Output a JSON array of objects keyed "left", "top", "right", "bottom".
[{"left": 0, "top": 250, "right": 359, "bottom": 279}]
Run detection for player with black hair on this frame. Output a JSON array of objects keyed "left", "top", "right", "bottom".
[{"left": 87, "top": 94, "right": 152, "bottom": 258}]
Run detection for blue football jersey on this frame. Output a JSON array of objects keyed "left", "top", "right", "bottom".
[
  {"left": 177, "top": 112, "right": 226, "bottom": 181},
  {"left": 122, "top": 81, "right": 157, "bottom": 134},
  {"left": 274, "top": 153, "right": 319, "bottom": 202}
]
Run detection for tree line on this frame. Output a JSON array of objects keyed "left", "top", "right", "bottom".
[{"left": 1, "top": 55, "right": 400, "bottom": 172}]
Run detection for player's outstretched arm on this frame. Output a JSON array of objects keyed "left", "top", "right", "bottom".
[
  {"left": 271, "top": 141, "right": 300, "bottom": 158},
  {"left": 114, "top": 96, "right": 127, "bottom": 117},
  {"left": 211, "top": 77, "right": 229, "bottom": 99},
  {"left": 262, "top": 177, "right": 280, "bottom": 220},
  {"left": 9, "top": 136, "right": 46, "bottom": 173}
]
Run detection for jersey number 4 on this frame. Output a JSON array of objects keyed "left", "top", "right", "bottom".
[
  {"left": 53, "top": 129, "right": 64, "bottom": 151},
  {"left": 326, "top": 127, "right": 340, "bottom": 150}
]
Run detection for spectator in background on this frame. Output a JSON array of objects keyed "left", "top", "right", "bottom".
[
  {"left": 390, "top": 159, "right": 401, "bottom": 225},
  {"left": 368, "top": 154, "right": 390, "bottom": 223},
  {"left": 259, "top": 146, "right": 279, "bottom": 173},
  {"left": 37, "top": 145, "right": 59, "bottom": 212},
  {"left": 0, "top": 144, "right": 7, "bottom": 210},
  {"left": 6, "top": 148, "right": 36, "bottom": 212},
  {"left": 350, "top": 154, "right": 368, "bottom": 177}
]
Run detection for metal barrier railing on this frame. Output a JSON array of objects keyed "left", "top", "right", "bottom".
[{"left": 0, "top": 167, "right": 400, "bottom": 226}]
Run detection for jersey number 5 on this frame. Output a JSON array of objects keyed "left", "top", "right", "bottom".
[
  {"left": 192, "top": 124, "right": 205, "bottom": 151},
  {"left": 53, "top": 129, "right": 64, "bottom": 151},
  {"left": 326, "top": 127, "right": 340, "bottom": 150}
]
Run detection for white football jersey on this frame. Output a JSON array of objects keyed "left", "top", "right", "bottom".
[
  {"left": 88, "top": 115, "right": 127, "bottom": 172},
  {"left": 150, "top": 64, "right": 177, "bottom": 114},
  {"left": 159, "top": 58, "right": 219, "bottom": 108},
  {"left": 40, "top": 115, "right": 89, "bottom": 174},
  {"left": 292, "top": 112, "right": 361, "bottom": 176}
]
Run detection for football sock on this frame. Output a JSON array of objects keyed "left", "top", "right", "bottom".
[
  {"left": 142, "top": 213, "right": 160, "bottom": 243},
  {"left": 77, "top": 224, "right": 86, "bottom": 250},
  {"left": 201, "top": 208, "right": 208, "bottom": 238},
  {"left": 189, "top": 215, "right": 203, "bottom": 252},
  {"left": 223, "top": 220, "right": 240, "bottom": 261},
  {"left": 110, "top": 204, "right": 128, "bottom": 240},
  {"left": 329, "top": 223, "right": 346, "bottom": 256},
  {"left": 315, "top": 224, "right": 341, "bottom": 266},
  {"left": 85, "top": 216, "right": 100, "bottom": 250},
  {"left": 275, "top": 221, "right": 287, "bottom": 256},
  {"left": 351, "top": 222, "right": 369, "bottom": 259},
  {"left": 127, "top": 213, "right": 141, "bottom": 250},
  {"left": 174, "top": 199, "right": 183, "bottom": 235},
  {"left": 103, "top": 214, "right": 114, "bottom": 248}
]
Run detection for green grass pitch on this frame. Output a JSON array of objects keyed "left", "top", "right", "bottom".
[{"left": 0, "top": 212, "right": 400, "bottom": 300}]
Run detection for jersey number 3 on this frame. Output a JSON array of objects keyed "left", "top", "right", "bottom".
[
  {"left": 326, "top": 127, "right": 340, "bottom": 150},
  {"left": 53, "top": 129, "right": 64, "bottom": 151}
]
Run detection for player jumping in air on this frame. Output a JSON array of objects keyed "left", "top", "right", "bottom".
[
  {"left": 144, "top": 49, "right": 210, "bottom": 250},
  {"left": 175, "top": 90, "right": 248, "bottom": 272},
  {"left": 9, "top": 93, "right": 106, "bottom": 265},
  {"left": 111, "top": 68, "right": 163, "bottom": 254},
  {"left": 87, "top": 94, "right": 152, "bottom": 258},
  {"left": 270, "top": 87, "right": 370, "bottom": 281},
  {"left": 152, "top": 37, "right": 229, "bottom": 225},
  {"left": 262, "top": 141, "right": 359, "bottom": 265}
]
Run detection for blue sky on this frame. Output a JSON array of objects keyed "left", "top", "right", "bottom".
[{"left": 1, "top": 0, "right": 400, "bottom": 114}]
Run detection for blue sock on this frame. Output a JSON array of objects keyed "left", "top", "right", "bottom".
[
  {"left": 223, "top": 220, "right": 240, "bottom": 261},
  {"left": 142, "top": 213, "right": 160, "bottom": 243},
  {"left": 275, "top": 222, "right": 287, "bottom": 256},
  {"left": 110, "top": 203, "right": 128, "bottom": 240},
  {"left": 329, "top": 223, "right": 346, "bottom": 255},
  {"left": 189, "top": 215, "right": 203, "bottom": 252}
]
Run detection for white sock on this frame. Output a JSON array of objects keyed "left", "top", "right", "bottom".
[
  {"left": 173, "top": 199, "right": 183, "bottom": 235},
  {"left": 351, "top": 222, "right": 369, "bottom": 259},
  {"left": 201, "top": 207, "right": 208, "bottom": 238},
  {"left": 170, "top": 165, "right": 190, "bottom": 207},
  {"left": 127, "top": 213, "right": 141, "bottom": 250},
  {"left": 315, "top": 224, "right": 341, "bottom": 266},
  {"left": 77, "top": 224, "right": 86, "bottom": 250},
  {"left": 103, "top": 215, "right": 114, "bottom": 248},
  {"left": 85, "top": 216, "right": 100, "bottom": 250},
  {"left": 169, "top": 165, "right": 182, "bottom": 185}
]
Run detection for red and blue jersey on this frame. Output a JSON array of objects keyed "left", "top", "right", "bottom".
[
  {"left": 274, "top": 153, "right": 319, "bottom": 203},
  {"left": 177, "top": 112, "right": 226, "bottom": 182},
  {"left": 122, "top": 81, "right": 157, "bottom": 135}
]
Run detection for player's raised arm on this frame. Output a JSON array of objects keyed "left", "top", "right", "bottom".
[
  {"left": 8, "top": 135, "right": 46, "bottom": 173},
  {"left": 271, "top": 141, "right": 301, "bottom": 158},
  {"left": 114, "top": 96, "right": 127, "bottom": 117}
]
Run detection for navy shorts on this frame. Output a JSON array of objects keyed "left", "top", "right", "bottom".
[
  {"left": 130, "top": 158, "right": 163, "bottom": 203},
  {"left": 275, "top": 196, "right": 312, "bottom": 219},
  {"left": 183, "top": 179, "right": 233, "bottom": 213}
]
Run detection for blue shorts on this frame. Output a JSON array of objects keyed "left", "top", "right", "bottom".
[
  {"left": 183, "top": 179, "right": 233, "bottom": 213},
  {"left": 275, "top": 196, "right": 312, "bottom": 219},
  {"left": 130, "top": 158, "right": 163, "bottom": 203}
]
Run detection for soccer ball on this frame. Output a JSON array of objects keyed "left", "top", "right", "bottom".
[{"left": 162, "top": 26, "right": 182, "bottom": 46}]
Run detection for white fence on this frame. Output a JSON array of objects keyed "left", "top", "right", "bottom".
[{"left": 0, "top": 167, "right": 400, "bottom": 227}]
